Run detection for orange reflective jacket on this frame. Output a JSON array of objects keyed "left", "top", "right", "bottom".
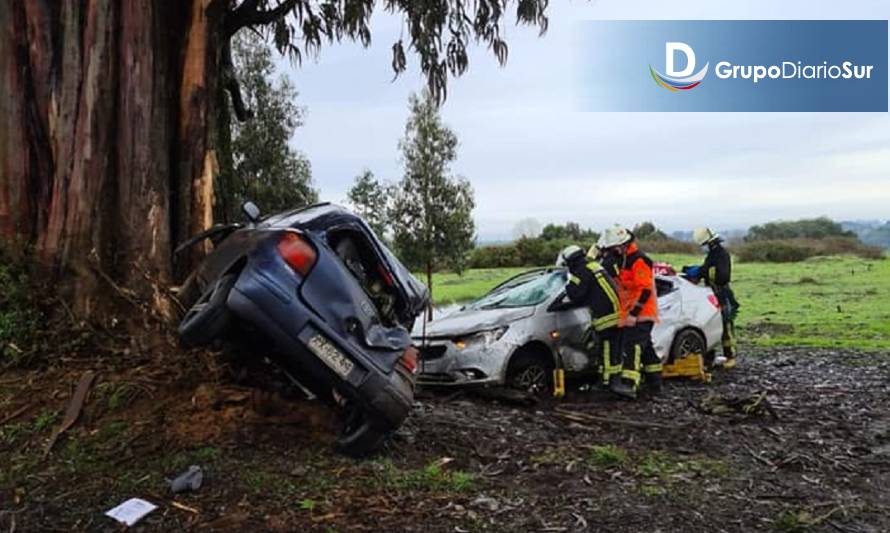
[{"left": 616, "top": 243, "right": 659, "bottom": 323}]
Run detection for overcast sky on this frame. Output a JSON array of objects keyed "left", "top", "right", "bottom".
[{"left": 281, "top": 0, "right": 890, "bottom": 241}]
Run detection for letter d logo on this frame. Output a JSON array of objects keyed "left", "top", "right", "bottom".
[
  {"left": 666, "top": 42, "right": 695, "bottom": 77},
  {"left": 649, "top": 42, "right": 709, "bottom": 92}
]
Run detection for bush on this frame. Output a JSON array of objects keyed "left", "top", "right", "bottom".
[
  {"left": 734, "top": 237, "right": 884, "bottom": 263},
  {"left": 746, "top": 217, "right": 855, "bottom": 241},
  {"left": 0, "top": 252, "right": 42, "bottom": 365}
]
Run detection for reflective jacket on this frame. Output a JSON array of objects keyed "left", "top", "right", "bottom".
[
  {"left": 565, "top": 259, "right": 621, "bottom": 331},
  {"left": 702, "top": 241, "right": 732, "bottom": 288},
  {"left": 617, "top": 243, "right": 658, "bottom": 323}
]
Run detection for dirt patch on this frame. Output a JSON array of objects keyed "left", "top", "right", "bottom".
[{"left": 2, "top": 346, "right": 889, "bottom": 532}]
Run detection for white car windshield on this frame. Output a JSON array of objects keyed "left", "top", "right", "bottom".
[{"left": 469, "top": 271, "right": 566, "bottom": 310}]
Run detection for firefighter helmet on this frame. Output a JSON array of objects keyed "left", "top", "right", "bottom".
[
  {"left": 693, "top": 227, "right": 720, "bottom": 246},
  {"left": 598, "top": 225, "right": 634, "bottom": 249},
  {"left": 556, "top": 245, "right": 585, "bottom": 267}
]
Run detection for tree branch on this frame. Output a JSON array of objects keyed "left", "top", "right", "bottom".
[{"left": 225, "top": 0, "right": 300, "bottom": 37}]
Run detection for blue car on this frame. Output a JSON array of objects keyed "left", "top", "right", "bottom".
[{"left": 177, "top": 202, "right": 429, "bottom": 456}]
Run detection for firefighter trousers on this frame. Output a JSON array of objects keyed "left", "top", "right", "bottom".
[
  {"left": 597, "top": 327, "right": 622, "bottom": 386},
  {"left": 715, "top": 285, "right": 737, "bottom": 359},
  {"left": 620, "top": 322, "right": 662, "bottom": 390}
]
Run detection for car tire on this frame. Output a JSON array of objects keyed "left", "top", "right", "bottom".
[
  {"left": 506, "top": 348, "right": 554, "bottom": 396},
  {"left": 336, "top": 403, "right": 386, "bottom": 457},
  {"left": 177, "top": 273, "right": 237, "bottom": 347},
  {"left": 669, "top": 328, "right": 707, "bottom": 364}
]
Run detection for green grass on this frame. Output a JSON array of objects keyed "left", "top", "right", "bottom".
[
  {"left": 426, "top": 255, "right": 890, "bottom": 351},
  {"left": 424, "top": 267, "right": 530, "bottom": 305},
  {"left": 587, "top": 444, "right": 629, "bottom": 468},
  {"left": 375, "top": 460, "right": 475, "bottom": 492}
]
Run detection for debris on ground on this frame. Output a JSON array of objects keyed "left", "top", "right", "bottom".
[
  {"left": 105, "top": 497, "right": 157, "bottom": 526},
  {"left": 699, "top": 390, "right": 779, "bottom": 420},
  {"left": 170, "top": 465, "right": 204, "bottom": 493},
  {"left": 43, "top": 370, "right": 95, "bottom": 456}
]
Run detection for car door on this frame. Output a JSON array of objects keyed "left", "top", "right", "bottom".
[
  {"left": 652, "top": 276, "right": 683, "bottom": 359},
  {"left": 551, "top": 294, "right": 593, "bottom": 373}
]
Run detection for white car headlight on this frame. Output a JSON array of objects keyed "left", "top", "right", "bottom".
[{"left": 454, "top": 326, "right": 509, "bottom": 350}]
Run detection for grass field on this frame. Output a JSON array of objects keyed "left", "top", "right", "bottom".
[{"left": 427, "top": 255, "right": 890, "bottom": 351}]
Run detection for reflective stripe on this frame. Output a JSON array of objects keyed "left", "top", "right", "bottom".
[
  {"left": 708, "top": 266, "right": 717, "bottom": 282},
  {"left": 635, "top": 345, "right": 641, "bottom": 373},
  {"left": 643, "top": 363, "right": 663, "bottom": 373},
  {"left": 595, "top": 272, "right": 620, "bottom": 312},
  {"left": 569, "top": 274, "right": 580, "bottom": 285},
  {"left": 621, "top": 369, "right": 641, "bottom": 385},
  {"left": 602, "top": 341, "right": 622, "bottom": 382},
  {"left": 593, "top": 313, "right": 620, "bottom": 329}
]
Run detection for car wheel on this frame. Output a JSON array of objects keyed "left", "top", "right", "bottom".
[
  {"left": 336, "top": 402, "right": 386, "bottom": 457},
  {"left": 177, "top": 273, "right": 237, "bottom": 347},
  {"left": 669, "top": 328, "right": 706, "bottom": 364},
  {"left": 506, "top": 348, "right": 554, "bottom": 395}
]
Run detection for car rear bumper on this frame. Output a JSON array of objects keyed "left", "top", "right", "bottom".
[{"left": 227, "top": 265, "right": 414, "bottom": 432}]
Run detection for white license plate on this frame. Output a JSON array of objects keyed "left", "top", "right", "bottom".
[{"left": 306, "top": 333, "right": 354, "bottom": 378}]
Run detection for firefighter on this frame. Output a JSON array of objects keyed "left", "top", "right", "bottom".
[
  {"left": 557, "top": 245, "right": 622, "bottom": 390},
  {"left": 598, "top": 225, "right": 662, "bottom": 399},
  {"left": 692, "top": 227, "right": 739, "bottom": 368}
]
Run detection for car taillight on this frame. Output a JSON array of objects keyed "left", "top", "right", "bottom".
[
  {"left": 400, "top": 347, "right": 419, "bottom": 374},
  {"left": 277, "top": 232, "right": 317, "bottom": 275},
  {"left": 707, "top": 294, "right": 721, "bottom": 309}
]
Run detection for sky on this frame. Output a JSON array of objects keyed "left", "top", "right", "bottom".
[{"left": 280, "top": 0, "right": 890, "bottom": 242}]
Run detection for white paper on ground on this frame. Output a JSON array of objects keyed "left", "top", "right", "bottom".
[{"left": 105, "top": 498, "right": 157, "bottom": 526}]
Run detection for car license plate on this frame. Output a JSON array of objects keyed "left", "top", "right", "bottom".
[{"left": 306, "top": 333, "right": 354, "bottom": 378}]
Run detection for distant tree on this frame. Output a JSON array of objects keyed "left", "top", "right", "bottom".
[
  {"left": 513, "top": 218, "right": 542, "bottom": 240},
  {"left": 540, "top": 222, "right": 599, "bottom": 243},
  {"left": 746, "top": 217, "right": 856, "bottom": 242},
  {"left": 861, "top": 222, "right": 890, "bottom": 249},
  {"left": 216, "top": 32, "right": 317, "bottom": 222},
  {"left": 633, "top": 221, "right": 670, "bottom": 241},
  {"left": 347, "top": 170, "right": 390, "bottom": 238},
  {"left": 390, "top": 92, "right": 476, "bottom": 315}
]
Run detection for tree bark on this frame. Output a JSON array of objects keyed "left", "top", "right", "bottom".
[{"left": 0, "top": 0, "right": 221, "bottom": 321}]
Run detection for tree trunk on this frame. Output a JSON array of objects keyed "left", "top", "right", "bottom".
[{"left": 0, "top": 0, "right": 221, "bottom": 321}]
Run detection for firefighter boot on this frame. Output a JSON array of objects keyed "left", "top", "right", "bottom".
[
  {"left": 610, "top": 378, "right": 637, "bottom": 400},
  {"left": 643, "top": 371, "right": 663, "bottom": 396}
]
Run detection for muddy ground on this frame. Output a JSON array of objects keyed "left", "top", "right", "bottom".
[{"left": 1, "top": 346, "right": 889, "bottom": 532}]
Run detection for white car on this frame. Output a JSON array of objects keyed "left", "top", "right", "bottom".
[{"left": 415, "top": 268, "right": 723, "bottom": 393}]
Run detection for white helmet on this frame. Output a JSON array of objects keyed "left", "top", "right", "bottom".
[
  {"left": 556, "top": 245, "right": 585, "bottom": 267},
  {"left": 598, "top": 224, "right": 633, "bottom": 249},
  {"left": 693, "top": 227, "right": 720, "bottom": 246}
]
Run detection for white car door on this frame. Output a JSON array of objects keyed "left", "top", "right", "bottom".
[{"left": 652, "top": 276, "right": 683, "bottom": 360}]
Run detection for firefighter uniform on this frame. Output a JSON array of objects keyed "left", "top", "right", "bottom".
[
  {"left": 614, "top": 242, "right": 663, "bottom": 396},
  {"left": 562, "top": 250, "right": 622, "bottom": 387},
  {"left": 699, "top": 234, "right": 739, "bottom": 364}
]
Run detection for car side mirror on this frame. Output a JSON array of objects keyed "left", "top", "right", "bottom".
[{"left": 241, "top": 201, "right": 261, "bottom": 223}]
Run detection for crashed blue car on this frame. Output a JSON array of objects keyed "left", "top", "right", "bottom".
[{"left": 176, "top": 202, "right": 429, "bottom": 456}]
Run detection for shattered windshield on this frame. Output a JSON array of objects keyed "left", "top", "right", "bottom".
[{"left": 469, "top": 271, "right": 566, "bottom": 310}]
